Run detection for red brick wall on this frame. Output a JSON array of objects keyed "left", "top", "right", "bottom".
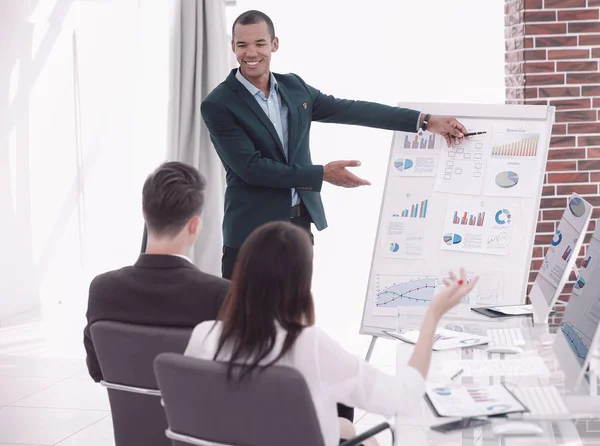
[{"left": 505, "top": 0, "right": 600, "bottom": 325}]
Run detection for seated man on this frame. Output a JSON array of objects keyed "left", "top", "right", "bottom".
[{"left": 83, "top": 161, "right": 230, "bottom": 381}]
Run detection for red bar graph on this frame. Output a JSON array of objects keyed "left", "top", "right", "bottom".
[
  {"left": 452, "top": 210, "right": 485, "bottom": 226},
  {"left": 403, "top": 134, "right": 436, "bottom": 149},
  {"left": 562, "top": 245, "right": 572, "bottom": 261}
]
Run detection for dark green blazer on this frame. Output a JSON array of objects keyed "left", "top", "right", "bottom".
[{"left": 201, "top": 68, "right": 421, "bottom": 249}]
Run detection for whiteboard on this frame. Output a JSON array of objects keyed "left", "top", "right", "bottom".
[{"left": 359, "top": 103, "right": 556, "bottom": 337}]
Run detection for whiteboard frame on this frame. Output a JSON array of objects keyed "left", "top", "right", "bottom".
[{"left": 359, "top": 103, "right": 556, "bottom": 338}]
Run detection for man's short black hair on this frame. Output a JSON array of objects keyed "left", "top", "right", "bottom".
[
  {"left": 232, "top": 10, "right": 275, "bottom": 41},
  {"left": 142, "top": 161, "right": 206, "bottom": 237}
]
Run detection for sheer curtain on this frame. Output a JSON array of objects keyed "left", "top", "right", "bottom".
[
  {"left": 76, "top": 1, "right": 171, "bottom": 282},
  {"left": 167, "top": 0, "right": 231, "bottom": 276},
  {"left": 0, "top": 0, "right": 173, "bottom": 318}
]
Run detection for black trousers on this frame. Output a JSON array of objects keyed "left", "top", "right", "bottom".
[
  {"left": 222, "top": 214, "right": 354, "bottom": 423},
  {"left": 221, "top": 213, "right": 313, "bottom": 279}
]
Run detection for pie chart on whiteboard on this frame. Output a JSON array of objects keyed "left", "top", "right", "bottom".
[
  {"left": 569, "top": 196, "right": 586, "bottom": 218},
  {"left": 443, "top": 233, "right": 462, "bottom": 246},
  {"left": 393, "top": 158, "right": 413, "bottom": 171},
  {"left": 495, "top": 171, "right": 519, "bottom": 188}
]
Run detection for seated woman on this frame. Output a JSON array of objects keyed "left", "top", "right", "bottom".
[{"left": 185, "top": 221, "right": 477, "bottom": 446}]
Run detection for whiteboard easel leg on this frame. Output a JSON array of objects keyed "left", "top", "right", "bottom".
[{"left": 365, "top": 335, "right": 378, "bottom": 362}]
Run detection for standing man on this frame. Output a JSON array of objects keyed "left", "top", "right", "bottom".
[{"left": 201, "top": 10, "right": 468, "bottom": 280}]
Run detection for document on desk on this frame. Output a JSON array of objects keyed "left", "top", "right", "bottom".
[
  {"left": 426, "top": 383, "right": 527, "bottom": 418},
  {"left": 385, "top": 328, "right": 490, "bottom": 351},
  {"left": 441, "top": 357, "right": 550, "bottom": 377}
]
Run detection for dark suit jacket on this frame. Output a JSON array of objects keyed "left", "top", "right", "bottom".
[
  {"left": 83, "top": 254, "right": 229, "bottom": 382},
  {"left": 201, "top": 68, "right": 421, "bottom": 248}
]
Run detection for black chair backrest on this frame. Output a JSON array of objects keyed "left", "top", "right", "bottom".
[
  {"left": 91, "top": 321, "right": 193, "bottom": 446},
  {"left": 154, "top": 352, "right": 326, "bottom": 446}
]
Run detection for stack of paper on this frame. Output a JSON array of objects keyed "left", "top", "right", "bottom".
[
  {"left": 426, "top": 383, "right": 527, "bottom": 417},
  {"left": 485, "top": 305, "right": 533, "bottom": 316}
]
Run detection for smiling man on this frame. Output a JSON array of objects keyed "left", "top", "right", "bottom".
[{"left": 201, "top": 10, "right": 467, "bottom": 283}]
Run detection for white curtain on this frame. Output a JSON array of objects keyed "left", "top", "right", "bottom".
[{"left": 168, "top": 0, "right": 230, "bottom": 276}]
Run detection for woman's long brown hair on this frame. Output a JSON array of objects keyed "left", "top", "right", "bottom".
[{"left": 213, "top": 221, "right": 315, "bottom": 379}]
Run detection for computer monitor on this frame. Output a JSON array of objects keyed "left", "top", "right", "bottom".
[
  {"left": 553, "top": 218, "right": 600, "bottom": 393},
  {"left": 529, "top": 193, "right": 592, "bottom": 324}
]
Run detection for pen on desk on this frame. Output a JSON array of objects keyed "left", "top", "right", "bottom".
[{"left": 450, "top": 368, "right": 464, "bottom": 381}]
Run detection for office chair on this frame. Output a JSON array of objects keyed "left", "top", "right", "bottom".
[
  {"left": 91, "top": 321, "right": 192, "bottom": 446},
  {"left": 154, "top": 352, "right": 393, "bottom": 446}
]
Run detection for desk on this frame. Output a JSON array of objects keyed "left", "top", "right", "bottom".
[{"left": 393, "top": 317, "right": 600, "bottom": 445}]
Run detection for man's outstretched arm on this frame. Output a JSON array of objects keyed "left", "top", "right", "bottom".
[{"left": 295, "top": 75, "right": 468, "bottom": 147}]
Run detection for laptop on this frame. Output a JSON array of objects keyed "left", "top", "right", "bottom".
[
  {"left": 554, "top": 218, "right": 600, "bottom": 394},
  {"left": 511, "top": 227, "right": 600, "bottom": 418},
  {"left": 472, "top": 193, "right": 592, "bottom": 326}
]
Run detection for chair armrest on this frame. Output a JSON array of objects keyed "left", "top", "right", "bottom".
[
  {"left": 100, "top": 380, "right": 161, "bottom": 396},
  {"left": 340, "top": 422, "right": 394, "bottom": 446}
]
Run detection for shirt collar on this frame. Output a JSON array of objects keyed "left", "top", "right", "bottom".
[
  {"left": 142, "top": 253, "right": 192, "bottom": 263},
  {"left": 170, "top": 253, "right": 192, "bottom": 263},
  {"left": 235, "top": 68, "right": 278, "bottom": 96}
]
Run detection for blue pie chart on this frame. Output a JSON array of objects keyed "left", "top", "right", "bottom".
[
  {"left": 404, "top": 159, "right": 414, "bottom": 169},
  {"left": 390, "top": 243, "right": 400, "bottom": 252},
  {"left": 551, "top": 230, "right": 562, "bottom": 247},
  {"left": 495, "top": 209, "right": 511, "bottom": 225},
  {"left": 443, "top": 233, "right": 462, "bottom": 245}
]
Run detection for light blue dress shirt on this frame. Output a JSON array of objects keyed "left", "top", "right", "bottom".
[{"left": 235, "top": 69, "right": 300, "bottom": 206}]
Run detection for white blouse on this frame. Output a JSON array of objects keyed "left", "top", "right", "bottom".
[{"left": 184, "top": 321, "right": 425, "bottom": 446}]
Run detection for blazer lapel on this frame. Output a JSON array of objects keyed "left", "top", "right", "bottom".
[
  {"left": 276, "top": 80, "right": 298, "bottom": 157},
  {"left": 225, "top": 70, "right": 285, "bottom": 156}
]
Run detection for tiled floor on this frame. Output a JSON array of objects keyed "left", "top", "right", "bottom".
[{"left": 0, "top": 303, "right": 395, "bottom": 446}]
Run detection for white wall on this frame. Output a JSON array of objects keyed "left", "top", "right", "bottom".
[
  {"left": 0, "top": 0, "right": 170, "bottom": 321},
  {"left": 233, "top": 0, "right": 506, "bottom": 353}
]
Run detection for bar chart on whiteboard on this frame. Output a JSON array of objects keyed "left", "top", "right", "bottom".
[
  {"left": 402, "top": 133, "right": 436, "bottom": 150},
  {"left": 359, "top": 102, "right": 554, "bottom": 336},
  {"left": 379, "top": 196, "right": 430, "bottom": 260},
  {"left": 484, "top": 127, "right": 544, "bottom": 198},
  {"left": 390, "top": 131, "right": 440, "bottom": 177},
  {"left": 491, "top": 133, "right": 539, "bottom": 157}
]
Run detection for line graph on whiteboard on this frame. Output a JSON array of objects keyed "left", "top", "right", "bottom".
[
  {"left": 374, "top": 271, "right": 504, "bottom": 309},
  {"left": 374, "top": 274, "right": 437, "bottom": 308}
]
